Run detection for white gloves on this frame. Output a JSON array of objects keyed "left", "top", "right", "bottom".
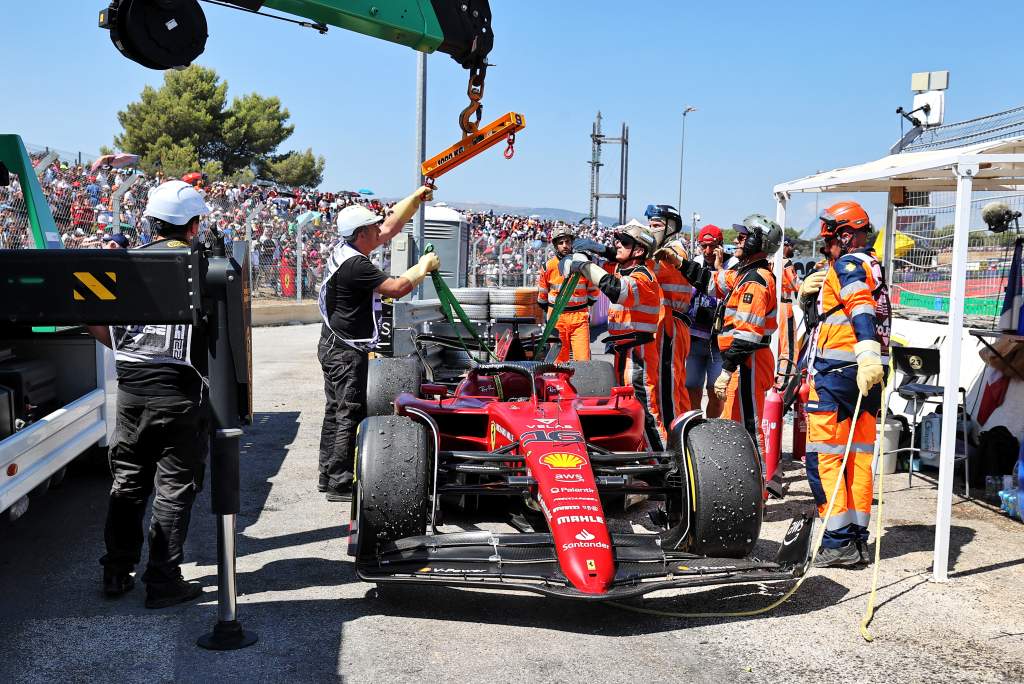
[
  {"left": 713, "top": 369, "right": 733, "bottom": 400},
  {"left": 854, "top": 340, "right": 884, "bottom": 396},
  {"left": 401, "top": 252, "right": 440, "bottom": 287},
  {"left": 799, "top": 270, "right": 827, "bottom": 298}
]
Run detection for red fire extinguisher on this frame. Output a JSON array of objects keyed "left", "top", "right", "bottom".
[
  {"left": 761, "top": 387, "right": 784, "bottom": 495},
  {"left": 793, "top": 374, "right": 810, "bottom": 463}
]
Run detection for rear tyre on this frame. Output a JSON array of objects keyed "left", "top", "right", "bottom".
[
  {"left": 366, "top": 357, "right": 422, "bottom": 416},
  {"left": 682, "top": 418, "right": 763, "bottom": 558},
  {"left": 568, "top": 360, "right": 616, "bottom": 397},
  {"left": 353, "top": 415, "right": 430, "bottom": 558}
]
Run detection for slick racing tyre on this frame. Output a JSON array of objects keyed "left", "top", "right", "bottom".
[
  {"left": 456, "top": 303, "right": 489, "bottom": 320},
  {"left": 567, "top": 360, "right": 616, "bottom": 397},
  {"left": 366, "top": 356, "right": 422, "bottom": 416},
  {"left": 489, "top": 303, "right": 542, "bottom": 321},
  {"left": 353, "top": 415, "right": 431, "bottom": 558},
  {"left": 448, "top": 287, "right": 489, "bottom": 305},
  {"left": 488, "top": 287, "right": 540, "bottom": 305},
  {"left": 680, "top": 418, "right": 763, "bottom": 558}
]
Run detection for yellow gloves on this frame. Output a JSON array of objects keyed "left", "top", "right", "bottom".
[
  {"left": 854, "top": 340, "right": 884, "bottom": 395},
  {"left": 799, "top": 270, "right": 827, "bottom": 298},
  {"left": 713, "top": 369, "right": 733, "bottom": 400},
  {"left": 390, "top": 185, "right": 435, "bottom": 226},
  {"left": 653, "top": 241, "right": 688, "bottom": 268},
  {"left": 401, "top": 252, "right": 440, "bottom": 287}
]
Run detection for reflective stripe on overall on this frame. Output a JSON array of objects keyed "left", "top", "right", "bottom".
[
  {"left": 539, "top": 256, "right": 598, "bottom": 361},
  {"left": 805, "top": 249, "right": 890, "bottom": 548},
  {"left": 607, "top": 263, "right": 666, "bottom": 450}
]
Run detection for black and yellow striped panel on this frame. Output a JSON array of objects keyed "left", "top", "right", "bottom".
[{"left": 73, "top": 271, "right": 117, "bottom": 301}]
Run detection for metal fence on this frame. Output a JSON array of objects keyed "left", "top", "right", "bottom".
[
  {"left": 468, "top": 237, "right": 549, "bottom": 288},
  {"left": 890, "top": 190, "right": 1023, "bottom": 328}
]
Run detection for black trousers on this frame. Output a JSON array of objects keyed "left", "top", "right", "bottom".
[
  {"left": 101, "top": 388, "right": 208, "bottom": 584},
  {"left": 318, "top": 338, "right": 368, "bottom": 487}
]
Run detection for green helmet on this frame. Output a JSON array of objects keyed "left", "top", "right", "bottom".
[{"left": 734, "top": 214, "right": 783, "bottom": 256}]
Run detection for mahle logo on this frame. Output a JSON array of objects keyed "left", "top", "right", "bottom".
[{"left": 540, "top": 452, "right": 585, "bottom": 470}]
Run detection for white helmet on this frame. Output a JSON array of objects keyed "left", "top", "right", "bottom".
[
  {"left": 144, "top": 180, "right": 210, "bottom": 225},
  {"left": 336, "top": 205, "right": 383, "bottom": 239}
]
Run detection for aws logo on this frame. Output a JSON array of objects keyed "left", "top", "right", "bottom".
[{"left": 540, "top": 452, "right": 585, "bottom": 470}]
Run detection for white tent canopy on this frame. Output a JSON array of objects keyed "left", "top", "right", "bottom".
[{"left": 771, "top": 133, "right": 1024, "bottom": 582}]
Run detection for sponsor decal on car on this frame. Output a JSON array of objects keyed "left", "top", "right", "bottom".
[
  {"left": 561, "top": 528, "right": 610, "bottom": 552},
  {"left": 526, "top": 423, "right": 574, "bottom": 429},
  {"left": 521, "top": 430, "right": 584, "bottom": 446},
  {"left": 550, "top": 504, "right": 600, "bottom": 514},
  {"left": 549, "top": 486, "right": 595, "bottom": 495},
  {"left": 417, "top": 567, "right": 488, "bottom": 574},
  {"left": 555, "top": 515, "right": 604, "bottom": 525},
  {"left": 553, "top": 473, "right": 584, "bottom": 482},
  {"left": 492, "top": 423, "right": 513, "bottom": 442},
  {"left": 539, "top": 452, "right": 585, "bottom": 470},
  {"left": 586, "top": 559, "right": 597, "bottom": 571}
]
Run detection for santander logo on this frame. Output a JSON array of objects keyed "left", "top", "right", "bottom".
[{"left": 575, "top": 529, "right": 596, "bottom": 541}]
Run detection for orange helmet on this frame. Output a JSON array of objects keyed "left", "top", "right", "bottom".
[{"left": 819, "top": 201, "right": 871, "bottom": 239}]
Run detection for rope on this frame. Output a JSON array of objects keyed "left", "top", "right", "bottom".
[
  {"left": 609, "top": 393, "right": 864, "bottom": 619},
  {"left": 535, "top": 271, "right": 581, "bottom": 359},
  {"left": 423, "top": 244, "right": 497, "bottom": 362}
]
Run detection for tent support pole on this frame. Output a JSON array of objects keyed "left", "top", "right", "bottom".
[
  {"left": 772, "top": 193, "right": 788, "bottom": 352},
  {"left": 932, "top": 162, "right": 975, "bottom": 583}
]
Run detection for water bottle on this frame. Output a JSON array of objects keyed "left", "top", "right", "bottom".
[{"left": 1016, "top": 440, "right": 1024, "bottom": 522}]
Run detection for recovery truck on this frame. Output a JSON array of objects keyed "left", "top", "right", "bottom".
[{"left": 0, "top": 136, "right": 117, "bottom": 523}]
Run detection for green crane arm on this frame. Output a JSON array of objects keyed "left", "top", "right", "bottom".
[{"left": 99, "top": 0, "right": 492, "bottom": 71}]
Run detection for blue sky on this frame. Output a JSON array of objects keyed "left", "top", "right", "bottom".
[{"left": 4, "top": 1, "right": 1023, "bottom": 231}]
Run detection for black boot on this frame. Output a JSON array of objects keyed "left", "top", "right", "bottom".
[
  {"left": 103, "top": 568, "right": 135, "bottom": 597},
  {"left": 317, "top": 472, "right": 329, "bottom": 493},
  {"left": 145, "top": 574, "right": 203, "bottom": 609}
]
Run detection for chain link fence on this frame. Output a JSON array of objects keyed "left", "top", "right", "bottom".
[{"left": 891, "top": 190, "right": 1023, "bottom": 329}]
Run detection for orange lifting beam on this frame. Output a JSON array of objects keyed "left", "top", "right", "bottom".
[{"left": 421, "top": 112, "right": 525, "bottom": 183}]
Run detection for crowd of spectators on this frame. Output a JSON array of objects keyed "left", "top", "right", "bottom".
[{"left": 1, "top": 148, "right": 622, "bottom": 295}]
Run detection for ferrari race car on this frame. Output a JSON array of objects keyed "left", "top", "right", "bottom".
[{"left": 348, "top": 335, "right": 814, "bottom": 600}]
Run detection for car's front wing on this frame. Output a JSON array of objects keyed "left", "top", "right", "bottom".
[{"left": 354, "top": 514, "right": 815, "bottom": 600}]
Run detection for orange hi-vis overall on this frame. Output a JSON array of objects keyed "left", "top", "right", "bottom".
[
  {"left": 805, "top": 249, "right": 890, "bottom": 549},
  {"left": 651, "top": 248, "right": 693, "bottom": 426},
  {"left": 777, "top": 260, "right": 800, "bottom": 384},
  {"left": 538, "top": 256, "right": 600, "bottom": 362},
  {"left": 602, "top": 262, "right": 667, "bottom": 450},
  {"left": 711, "top": 258, "right": 778, "bottom": 457}
]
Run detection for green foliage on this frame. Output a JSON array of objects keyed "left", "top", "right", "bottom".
[
  {"left": 98, "top": 144, "right": 115, "bottom": 156},
  {"left": 112, "top": 65, "right": 323, "bottom": 185},
  {"left": 265, "top": 148, "right": 326, "bottom": 187}
]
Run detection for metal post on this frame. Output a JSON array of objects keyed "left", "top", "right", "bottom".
[
  {"left": 932, "top": 163, "right": 975, "bottom": 583},
  {"left": 772, "top": 193, "right": 788, "bottom": 351},
  {"left": 295, "top": 223, "right": 303, "bottom": 303},
  {"left": 678, "top": 106, "right": 697, "bottom": 245},
  {"left": 414, "top": 52, "right": 428, "bottom": 300},
  {"left": 522, "top": 243, "right": 529, "bottom": 286},
  {"left": 197, "top": 238, "right": 257, "bottom": 651}
]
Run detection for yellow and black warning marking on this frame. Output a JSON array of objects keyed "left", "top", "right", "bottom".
[{"left": 73, "top": 271, "right": 117, "bottom": 301}]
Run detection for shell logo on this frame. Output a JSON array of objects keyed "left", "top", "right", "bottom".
[{"left": 540, "top": 452, "right": 585, "bottom": 470}]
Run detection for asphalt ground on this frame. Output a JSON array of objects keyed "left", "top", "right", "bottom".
[{"left": 1, "top": 322, "right": 1022, "bottom": 683}]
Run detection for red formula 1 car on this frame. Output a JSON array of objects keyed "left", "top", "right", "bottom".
[{"left": 348, "top": 345, "right": 813, "bottom": 600}]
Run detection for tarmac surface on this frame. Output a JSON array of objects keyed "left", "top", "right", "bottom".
[{"left": 1, "top": 322, "right": 1022, "bottom": 683}]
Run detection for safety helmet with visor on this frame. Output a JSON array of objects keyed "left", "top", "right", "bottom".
[
  {"left": 819, "top": 200, "right": 871, "bottom": 239},
  {"left": 644, "top": 204, "right": 683, "bottom": 248},
  {"left": 731, "top": 214, "right": 782, "bottom": 257},
  {"left": 614, "top": 221, "right": 657, "bottom": 258}
]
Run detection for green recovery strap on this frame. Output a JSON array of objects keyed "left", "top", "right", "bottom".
[
  {"left": 534, "top": 271, "right": 580, "bottom": 359},
  {"left": 423, "top": 244, "right": 497, "bottom": 361}
]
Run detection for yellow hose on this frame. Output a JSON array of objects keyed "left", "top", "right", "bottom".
[
  {"left": 609, "top": 393, "right": 864, "bottom": 619},
  {"left": 859, "top": 379, "right": 893, "bottom": 641}
]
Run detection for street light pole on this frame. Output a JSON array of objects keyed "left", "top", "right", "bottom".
[{"left": 677, "top": 106, "right": 697, "bottom": 247}]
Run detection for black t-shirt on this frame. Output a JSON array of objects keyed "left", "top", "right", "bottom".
[
  {"left": 114, "top": 238, "right": 209, "bottom": 397},
  {"left": 321, "top": 252, "right": 389, "bottom": 341}
]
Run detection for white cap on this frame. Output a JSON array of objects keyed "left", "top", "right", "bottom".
[
  {"left": 144, "top": 180, "right": 210, "bottom": 225},
  {"left": 336, "top": 205, "right": 382, "bottom": 239}
]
